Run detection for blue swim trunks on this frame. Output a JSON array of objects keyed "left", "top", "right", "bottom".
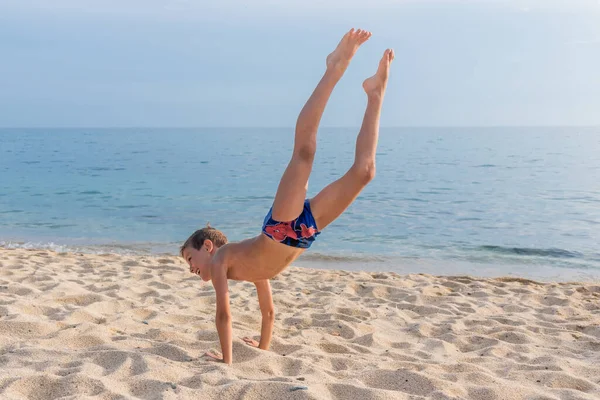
[{"left": 262, "top": 199, "right": 320, "bottom": 249}]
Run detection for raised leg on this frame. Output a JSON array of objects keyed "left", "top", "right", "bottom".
[
  {"left": 310, "top": 49, "right": 394, "bottom": 230},
  {"left": 271, "top": 29, "right": 372, "bottom": 221}
]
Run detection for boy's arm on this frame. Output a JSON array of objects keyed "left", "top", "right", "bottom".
[
  {"left": 255, "top": 279, "right": 275, "bottom": 350},
  {"left": 212, "top": 264, "right": 233, "bottom": 364}
]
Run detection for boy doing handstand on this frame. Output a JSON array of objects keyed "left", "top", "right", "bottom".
[{"left": 181, "top": 28, "right": 394, "bottom": 364}]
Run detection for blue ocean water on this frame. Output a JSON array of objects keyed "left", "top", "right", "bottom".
[{"left": 1, "top": 127, "right": 599, "bottom": 281}]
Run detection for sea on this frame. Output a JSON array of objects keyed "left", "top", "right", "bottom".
[{"left": 1, "top": 127, "right": 599, "bottom": 282}]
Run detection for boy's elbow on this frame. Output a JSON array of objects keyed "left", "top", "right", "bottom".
[
  {"left": 262, "top": 309, "right": 275, "bottom": 320},
  {"left": 217, "top": 311, "right": 232, "bottom": 322}
]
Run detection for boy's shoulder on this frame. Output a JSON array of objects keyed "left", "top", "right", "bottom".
[{"left": 211, "top": 243, "right": 238, "bottom": 274}]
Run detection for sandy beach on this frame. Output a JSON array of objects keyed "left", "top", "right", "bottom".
[{"left": 0, "top": 248, "right": 599, "bottom": 399}]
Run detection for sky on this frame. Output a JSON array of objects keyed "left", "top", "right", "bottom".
[{"left": 1, "top": 0, "right": 599, "bottom": 127}]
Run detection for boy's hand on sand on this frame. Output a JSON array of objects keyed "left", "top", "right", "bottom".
[
  {"left": 242, "top": 336, "right": 260, "bottom": 348},
  {"left": 204, "top": 350, "right": 223, "bottom": 362}
]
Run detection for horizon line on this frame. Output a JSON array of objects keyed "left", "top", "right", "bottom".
[{"left": 1, "top": 125, "right": 599, "bottom": 130}]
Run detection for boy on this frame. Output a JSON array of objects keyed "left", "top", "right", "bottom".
[{"left": 181, "top": 28, "right": 394, "bottom": 364}]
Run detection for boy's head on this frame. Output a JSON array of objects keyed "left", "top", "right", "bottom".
[{"left": 180, "top": 225, "right": 228, "bottom": 281}]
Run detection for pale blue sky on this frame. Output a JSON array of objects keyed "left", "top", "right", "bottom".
[{"left": 1, "top": 0, "right": 599, "bottom": 127}]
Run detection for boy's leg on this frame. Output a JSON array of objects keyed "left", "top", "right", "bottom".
[
  {"left": 310, "top": 49, "right": 394, "bottom": 230},
  {"left": 271, "top": 29, "right": 372, "bottom": 222}
]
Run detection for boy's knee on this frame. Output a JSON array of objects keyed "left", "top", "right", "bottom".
[
  {"left": 294, "top": 141, "right": 317, "bottom": 162},
  {"left": 295, "top": 147, "right": 316, "bottom": 162},
  {"left": 352, "top": 162, "right": 376, "bottom": 184}
]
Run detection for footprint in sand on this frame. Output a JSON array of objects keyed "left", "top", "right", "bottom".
[
  {"left": 337, "top": 306, "right": 372, "bottom": 321},
  {"left": 4, "top": 375, "right": 106, "bottom": 399},
  {"left": 489, "top": 316, "right": 525, "bottom": 327},
  {"left": 131, "top": 308, "right": 157, "bottom": 321},
  {"left": 4, "top": 284, "right": 33, "bottom": 296},
  {"left": 93, "top": 351, "right": 148, "bottom": 376},
  {"left": 456, "top": 335, "right": 500, "bottom": 353},
  {"left": 529, "top": 372, "right": 597, "bottom": 393},
  {"left": 129, "top": 379, "right": 176, "bottom": 398},
  {"left": 310, "top": 316, "right": 356, "bottom": 339},
  {"left": 467, "top": 387, "right": 500, "bottom": 399},
  {"left": 270, "top": 341, "right": 302, "bottom": 356},
  {"left": 492, "top": 330, "right": 532, "bottom": 344},
  {"left": 178, "top": 375, "right": 204, "bottom": 389},
  {"left": 144, "top": 343, "right": 191, "bottom": 362},
  {"left": 257, "top": 356, "right": 303, "bottom": 377},
  {"left": 360, "top": 369, "right": 437, "bottom": 396},
  {"left": 319, "top": 342, "right": 353, "bottom": 354},
  {"left": 351, "top": 333, "right": 375, "bottom": 347},
  {"left": 54, "top": 366, "right": 82, "bottom": 377},
  {"left": 329, "top": 357, "right": 350, "bottom": 371},
  {"left": 55, "top": 294, "right": 104, "bottom": 307},
  {"left": 67, "top": 335, "right": 106, "bottom": 349},
  {"left": 196, "top": 329, "right": 219, "bottom": 341},
  {"left": 0, "top": 321, "right": 57, "bottom": 339},
  {"left": 61, "top": 361, "right": 84, "bottom": 369},
  {"left": 327, "top": 383, "right": 390, "bottom": 400}
]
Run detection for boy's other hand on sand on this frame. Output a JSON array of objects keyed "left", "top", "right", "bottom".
[
  {"left": 204, "top": 350, "right": 224, "bottom": 362},
  {"left": 242, "top": 336, "right": 260, "bottom": 348}
]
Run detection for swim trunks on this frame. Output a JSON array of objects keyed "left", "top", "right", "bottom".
[{"left": 262, "top": 199, "right": 320, "bottom": 248}]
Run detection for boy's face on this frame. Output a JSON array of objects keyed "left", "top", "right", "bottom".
[{"left": 183, "top": 241, "right": 213, "bottom": 281}]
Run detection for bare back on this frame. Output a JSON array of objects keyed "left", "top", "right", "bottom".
[{"left": 219, "top": 234, "right": 304, "bottom": 282}]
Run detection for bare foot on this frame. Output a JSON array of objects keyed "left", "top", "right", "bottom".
[
  {"left": 326, "top": 28, "right": 372, "bottom": 74},
  {"left": 363, "top": 49, "right": 395, "bottom": 98}
]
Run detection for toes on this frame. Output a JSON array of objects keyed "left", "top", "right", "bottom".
[
  {"left": 358, "top": 31, "right": 369, "bottom": 43},
  {"left": 342, "top": 28, "right": 354, "bottom": 42},
  {"left": 351, "top": 29, "right": 371, "bottom": 44},
  {"left": 343, "top": 28, "right": 371, "bottom": 45}
]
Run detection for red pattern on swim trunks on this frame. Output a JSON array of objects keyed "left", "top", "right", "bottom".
[
  {"left": 264, "top": 222, "right": 298, "bottom": 241},
  {"left": 300, "top": 223, "right": 317, "bottom": 238}
]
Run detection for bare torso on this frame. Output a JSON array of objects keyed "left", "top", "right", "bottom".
[{"left": 215, "top": 234, "right": 304, "bottom": 282}]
